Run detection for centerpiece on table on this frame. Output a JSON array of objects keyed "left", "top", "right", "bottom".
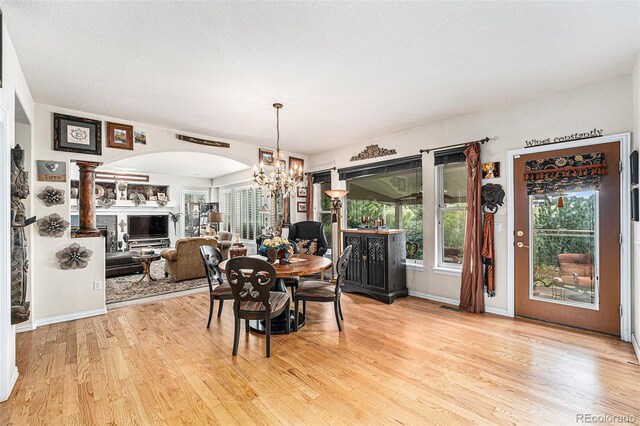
[{"left": 259, "top": 236, "right": 294, "bottom": 264}]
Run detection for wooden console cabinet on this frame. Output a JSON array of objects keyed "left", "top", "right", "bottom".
[{"left": 342, "top": 229, "right": 408, "bottom": 304}]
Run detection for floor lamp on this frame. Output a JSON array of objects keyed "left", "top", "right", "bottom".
[{"left": 324, "top": 189, "right": 349, "bottom": 276}]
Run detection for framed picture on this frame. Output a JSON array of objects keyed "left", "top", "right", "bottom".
[
  {"left": 36, "top": 160, "right": 67, "bottom": 182},
  {"left": 289, "top": 156, "right": 304, "bottom": 175},
  {"left": 53, "top": 113, "right": 102, "bottom": 156},
  {"left": 482, "top": 162, "right": 501, "bottom": 179},
  {"left": 157, "top": 192, "right": 167, "bottom": 200},
  {"left": 134, "top": 131, "right": 147, "bottom": 145},
  {"left": 259, "top": 148, "right": 274, "bottom": 166},
  {"left": 297, "top": 186, "right": 307, "bottom": 198},
  {"left": 631, "top": 150, "right": 638, "bottom": 185},
  {"left": 107, "top": 122, "right": 134, "bottom": 150},
  {"left": 632, "top": 188, "right": 639, "bottom": 222},
  {"left": 297, "top": 201, "right": 307, "bottom": 213}
]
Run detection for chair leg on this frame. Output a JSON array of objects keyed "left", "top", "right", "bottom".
[
  {"left": 217, "top": 299, "right": 224, "bottom": 318},
  {"left": 338, "top": 297, "right": 344, "bottom": 320},
  {"left": 232, "top": 315, "right": 240, "bottom": 356},
  {"left": 334, "top": 299, "right": 343, "bottom": 332},
  {"left": 207, "top": 296, "right": 214, "bottom": 328},
  {"left": 245, "top": 319, "right": 250, "bottom": 333},
  {"left": 294, "top": 299, "right": 300, "bottom": 332},
  {"left": 286, "top": 308, "right": 291, "bottom": 335},
  {"left": 265, "top": 316, "right": 271, "bottom": 358},
  {"left": 303, "top": 300, "right": 306, "bottom": 315}
]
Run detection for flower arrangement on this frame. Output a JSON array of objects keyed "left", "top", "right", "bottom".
[{"left": 260, "top": 237, "right": 294, "bottom": 263}]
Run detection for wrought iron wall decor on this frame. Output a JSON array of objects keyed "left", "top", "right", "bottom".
[
  {"left": 11, "top": 144, "right": 35, "bottom": 325},
  {"left": 56, "top": 243, "right": 93, "bottom": 270},
  {"left": 350, "top": 144, "right": 397, "bottom": 161},
  {"left": 524, "top": 128, "right": 603, "bottom": 148},
  {"left": 481, "top": 184, "right": 505, "bottom": 213},
  {"left": 37, "top": 186, "right": 65, "bottom": 206},
  {"left": 37, "top": 213, "right": 69, "bottom": 237},
  {"left": 524, "top": 152, "right": 607, "bottom": 195}
]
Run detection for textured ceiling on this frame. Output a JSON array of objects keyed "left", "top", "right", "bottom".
[{"left": 2, "top": 2, "right": 639, "bottom": 154}]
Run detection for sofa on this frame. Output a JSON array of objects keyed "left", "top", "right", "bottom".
[
  {"left": 214, "top": 230, "right": 233, "bottom": 260},
  {"left": 160, "top": 237, "right": 218, "bottom": 282}
]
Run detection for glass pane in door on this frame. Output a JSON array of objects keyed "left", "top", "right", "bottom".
[{"left": 530, "top": 192, "right": 598, "bottom": 308}]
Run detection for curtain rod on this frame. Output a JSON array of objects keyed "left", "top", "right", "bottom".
[{"left": 419, "top": 137, "right": 490, "bottom": 154}]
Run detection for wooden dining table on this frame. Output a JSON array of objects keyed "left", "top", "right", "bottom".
[{"left": 218, "top": 254, "right": 332, "bottom": 334}]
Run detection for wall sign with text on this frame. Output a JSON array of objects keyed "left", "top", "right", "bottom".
[{"left": 524, "top": 128, "right": 603, "bottom": 148}]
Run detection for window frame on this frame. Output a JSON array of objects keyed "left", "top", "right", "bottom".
[{"left": 435, "top": 163, "right": 466, "bottom": 273}]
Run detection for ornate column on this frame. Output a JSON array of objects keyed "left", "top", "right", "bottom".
[{"left": 75, "top": 160, "right": 102, "bottom": 238}]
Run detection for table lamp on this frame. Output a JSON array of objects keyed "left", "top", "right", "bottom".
[{"left": 207, "top": 211, "right": 224, "bottom": 234}]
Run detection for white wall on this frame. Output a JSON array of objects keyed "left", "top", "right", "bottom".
[
  {"left": 0, "top": 24, "right": 35, "bottom": 401},
  {"left": 632, "top": 56, "right": 640, "bottom": 359},
  {"left": 309, "top": 75, "right": 633, "bottom": 314}
]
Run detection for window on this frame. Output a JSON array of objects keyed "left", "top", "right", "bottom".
[
  {"left": 343, "top": 164, "right": 423, "bottom": 260},
  {"left": 235, "top": 187, "right": 263, "bottom": 241},
  {"left": 436, "top": 162, "right": 467, "bottom": 269},
  {"left": 183, "top": 189, "right": 209, "bottom": 237},
  {"left": 220, "top": 189, "right": 232, "bottom": 232},
  {"left": 318, "top": 181, "right": 333, "bottom": 248}
]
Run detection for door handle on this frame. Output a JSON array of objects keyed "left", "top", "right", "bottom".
[{"left": 516, "top": 242, "right": 529, "bottom": 248}]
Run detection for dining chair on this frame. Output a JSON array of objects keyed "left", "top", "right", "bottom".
[
  {"left": 225, "top": 257, "right": 290, "bottom": 357},
  {"left": 293, "top": 245, "right": 353, "bottom": 332},
  {"left": 199, "top": 245, "right": 233, "bottom": 328}
]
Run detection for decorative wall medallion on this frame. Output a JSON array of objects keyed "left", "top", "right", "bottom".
[
  {"left": 129, "top": 192, "right": 146, "bottom": 206},
  {"left": 37, "top": 213, "right": 69, "bottom": 237},
  {"left": 481, "top": 184, "right": 505, "bottom": 213},
  {"left": 37, "top": 186, "right": 66, "bottom": 206},
  {"left": 350, "top": 144, "right": 397, "bottom": 161},
  {"left": 56, "top": 243, "right": 93, "bottom": 270}
]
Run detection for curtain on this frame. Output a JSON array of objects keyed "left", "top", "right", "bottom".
[
  {"left": 482, "top": 211, "right": 495, "bottom": 297},
  {"left": 524, "top": 152, "right": 607, "bottom": 195},
  {"left": 305, "top": 173, "right": 314, "bottom": 221},
  {"left": 459, "top": 143, "right": 484, "bottom": 313}
]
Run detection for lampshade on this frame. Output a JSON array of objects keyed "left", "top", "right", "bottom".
[
  {"left": 208, "top": 211, "right": 224, "bottom": 223},
  {"left": 324, "top": 189, "right": 349, "bottom": 198}
]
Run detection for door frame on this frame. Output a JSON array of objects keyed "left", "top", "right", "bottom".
[{"left": 506, "top": 133, "right": 631, "bottom": 342}]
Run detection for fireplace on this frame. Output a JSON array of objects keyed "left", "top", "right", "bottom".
[{"left": 71, "top": 215, "right": 118, "bottom": 252}]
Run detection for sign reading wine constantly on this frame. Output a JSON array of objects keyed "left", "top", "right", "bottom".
[
  {"left": 176, "top": 134, "right": 230, "bottom": 148},
  {"left": 525, "top": 128, "right": 603, "bottom": 148}
]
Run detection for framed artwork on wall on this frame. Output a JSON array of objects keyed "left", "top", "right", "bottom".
[
  {"left": 297, "top": 186, "right": 307, "bottom": 198},
  {"left": 134, "top": 131, "right": 147, "bottom": 145},
  {"left": 259, "top": 148, "right": 274, "bottom": 166},
  {"left": 53, "top": 113, "right": 102, "bottom": 156},
  {"left": 289, "top": 156, "right": 304, "bottom": 175},
  {"left": 482, "top": 162, "right": 500, "bottom": 179},
  {"left": 296, "top": 201, "right": 307, "bottom": 213},
  {"left": 106, "top": 122, "right": 134, "bottom": 150}
]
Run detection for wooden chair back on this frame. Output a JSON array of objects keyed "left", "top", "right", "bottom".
[
  {"left": 334, "top": 245, "right": 353, "bottom": 294},
  {"left": 225, "top": 257, "right": 277, "bottom": 310},
  {"left": 199, "top": 245, "right": 223, "bottom": 293}
]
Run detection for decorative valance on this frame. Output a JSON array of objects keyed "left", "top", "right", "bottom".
[{"left": 524, "top": 152, "right": 607, "bottom": 195}]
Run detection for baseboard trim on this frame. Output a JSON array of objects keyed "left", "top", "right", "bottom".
[
  {"left": 15, "top": 308, "right": 107, "bottom": 333},
  {"left": 632, "top": 333, "right": 640, "bottom": 364},
  {"left": 1, "top": 366, "right": 19, "bottom": 402},
  {"left": 408, "top": 290, "right": 511, "bottom": 317}
]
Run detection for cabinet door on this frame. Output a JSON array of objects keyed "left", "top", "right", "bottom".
[
  {"left": 344, "top": 234, "right": 363, "bottom": 284},
  {"left": 365, "top": 236, "right": 386, "bottom": 289}
]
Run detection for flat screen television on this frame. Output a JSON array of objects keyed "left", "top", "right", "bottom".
[{"left": 128, "top": 215, "right": 169, "bottom": 239}]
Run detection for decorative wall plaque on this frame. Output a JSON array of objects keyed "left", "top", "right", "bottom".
[
  {"left": 176, "top": 134, "right": 230, "bottom": 148},
  {"left": 350, "top": 144, "right": 397, "bottom": 161},
  {"left": 56, "top": 243, "right": 93, "bottom": 270},
  {"left": 37, "top": 213, "right": 69, "bottom": 237},
  {"left": 36, "top": 160, "right": 67, "bottom": 182},
  {"left": 37, "top": 186, "right": 65, "bottom": 206}
]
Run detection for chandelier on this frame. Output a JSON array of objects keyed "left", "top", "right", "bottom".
[{"left": 252, "top": 103, "right": 303, "bottom": 197}]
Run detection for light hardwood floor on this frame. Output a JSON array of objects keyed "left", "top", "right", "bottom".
[{"left": 2, "top": 292, "right": 639, "bottom": 425}]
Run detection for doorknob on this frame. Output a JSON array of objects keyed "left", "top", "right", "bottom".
[
  {"left": 516, "top": 230, "right": 524, "bottom": 237},
  {"left": 516, "top": 242, "right": 529, "bottom": 248}
]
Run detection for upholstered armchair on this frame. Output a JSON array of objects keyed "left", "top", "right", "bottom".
[
  {"left": 161, "top": 237, "right": 218, "bottom": 281},
  {"left": 288, "top": 221, "right": 328, "bottom": 256},
  {"left": 214, "top": 230, "right": 233, "bottom": 260}
]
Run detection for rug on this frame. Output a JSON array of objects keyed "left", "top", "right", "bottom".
[{"left": 106, "top": 258, "right": 209, "bottom": 304}]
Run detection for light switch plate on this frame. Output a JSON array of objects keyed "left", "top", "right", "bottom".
[
  {"left": 495, "top": 222, "right": 502, "bottom": 232},
  {"left": 93, "top": 280, "right": 102, "bottom": 290}
]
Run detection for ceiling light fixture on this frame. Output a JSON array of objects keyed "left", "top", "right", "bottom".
[{"left": 251, "top": 103, "right": 303, "bottom": 197}]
